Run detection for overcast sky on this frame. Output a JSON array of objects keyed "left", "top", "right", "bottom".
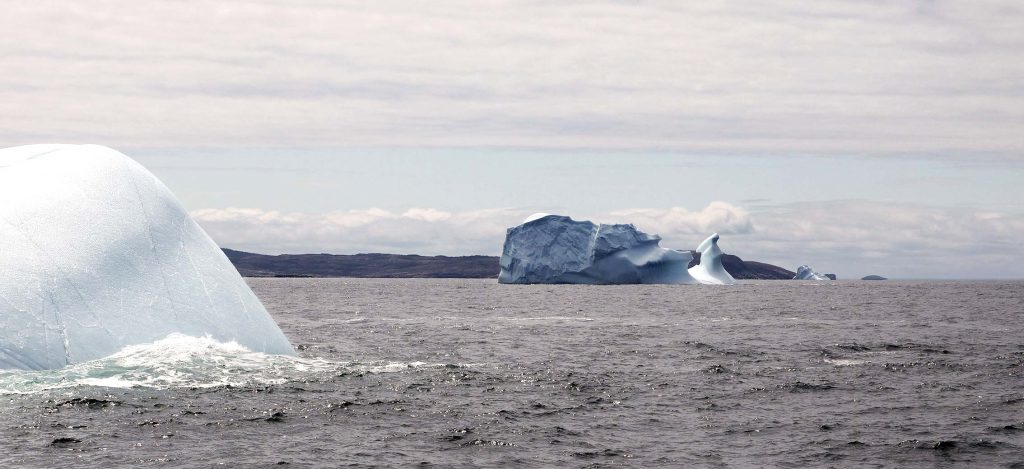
[{"left": 3, "top": 1, "right": 1023, "bottom": 278}]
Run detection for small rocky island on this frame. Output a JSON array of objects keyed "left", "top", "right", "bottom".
[{"left": 862, "top": 275, "right": 888, "bottom": 280}]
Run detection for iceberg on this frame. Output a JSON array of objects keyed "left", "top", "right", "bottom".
[
  {"left": 793, "top": 265, "right": 830, "bottom": 280},
  {"left": 0, "top": 144, "right": 294, "bottom": 370},
  {"left": 498, "top": 214, "right": 697, "bottom": 284},
  {"left": 687, "top": 233, "right": 737, "bottom": 285}
]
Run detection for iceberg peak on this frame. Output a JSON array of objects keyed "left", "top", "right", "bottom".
[
  {"left": 0, "top": 144, "right": 294, "bottom": 370},
  {"left": 688, "top": 233, "right": 736, "bottom": 285},
  {"left": 523, "top": 212, "right": 554, "bottom": 223}
]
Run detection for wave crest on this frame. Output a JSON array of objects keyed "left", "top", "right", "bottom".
[{"left": 0, "top": 334, "right": 460, "bottom": 395}]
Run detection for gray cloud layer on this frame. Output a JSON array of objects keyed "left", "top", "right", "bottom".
[
  {"left": 3, "top": 1, "right": 1023, "bottom": 157},
  {"left": 7, "top": 2, "right": 1023, "bottom": 277},
  {"left": 193, "top": 201, "right": 1024, "bottom": 279}
]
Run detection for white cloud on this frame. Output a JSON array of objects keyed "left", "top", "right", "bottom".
[
  {"left": 734, "top": 201, "right": 1024, "bottom": 278},
  {"left": 606, "top": 202, "right": 755, "bottom": 238},
  {"left": 401, "top": 208, "right": 452, "bottom": 222},
  {"left": 2, "top": 1, "right": 1022, "bottom": 159},
  {"left": 192, "top": 206, "right": 531, "bottom": 255},
  {"left": 192, "top": 200, "right": 1024, "bottom": 278}
]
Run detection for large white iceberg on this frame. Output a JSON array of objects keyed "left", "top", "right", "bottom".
[
  {"left": 0, "top": 144, "right": 294, "bottom": 370},
  {"left": 498, "top": 215, "right": 697, "bottom": 284},
  {"left": 793, "top": 265, "right": 829, "bottom": 280},
  {"left": 498, "top": 216, "right": 739, "bottom": 285},
  {"left": 687, "top": 233, "right": 736, "bottom": 285}
]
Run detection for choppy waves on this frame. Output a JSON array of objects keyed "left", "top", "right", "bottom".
[{"left": 0, "top": 334, "right": 464, "bottom": 395}]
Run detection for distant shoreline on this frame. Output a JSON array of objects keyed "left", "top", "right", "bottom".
[
  {"left": 223, "top": 248, "right": 797, "bottom": 280},
  {"left": 224, "top": 249, "right": 500, "bottom": 279}
]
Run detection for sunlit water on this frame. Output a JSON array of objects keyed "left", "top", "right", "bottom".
[{"left": 1, "top": 279, "right": 1022, "bottom": 467}]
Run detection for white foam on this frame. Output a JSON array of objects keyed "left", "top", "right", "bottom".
[
  {"left": 824, "top": 358, "right": 866, "bottom": 366},
  {"left": 0, "top": 334, "right": 471, "bottom": 395},
  {"left": 495, "top": 316, "right": 595, "bottom": 322}
]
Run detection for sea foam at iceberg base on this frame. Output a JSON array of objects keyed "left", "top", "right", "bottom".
[
  {"left": 0, "top": 333, "right": 452, "bottom": 395},
  {"left": 498, "top": 214, "right": 735, "bottom": 285},
  {"left": 0, "top": 144, "right": 294, "bottom": 370}
]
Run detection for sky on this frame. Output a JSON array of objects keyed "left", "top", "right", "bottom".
[{"left": 2, "top": 1, "right": 1023, "bottom": 278}]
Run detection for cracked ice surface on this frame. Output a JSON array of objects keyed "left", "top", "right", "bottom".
[
  {"left": 498, "top": 214, "right": 698, "bottom": 284},
  {"left": 0, "top": 144, "right": 294, "bottom": 370}
]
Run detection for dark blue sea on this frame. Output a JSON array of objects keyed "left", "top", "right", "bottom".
[{"left": 2, "top": 279, "right": 1023, "bottom": 467}]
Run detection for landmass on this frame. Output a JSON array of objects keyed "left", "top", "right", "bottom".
[
  {"left": 223, "top": 249, "right": 500, "bottom": 278},
  {"left": 862, "top": 275, "right": 887, "bottom": 280},
  {"left": 224, "top": 248, "right": 797, "bottom": 280}
]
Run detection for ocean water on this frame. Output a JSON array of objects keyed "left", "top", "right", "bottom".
[{"left": 2, "top": 279, "right": 1023, "bottom": 467}]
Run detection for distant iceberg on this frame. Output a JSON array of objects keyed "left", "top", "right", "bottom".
[
  {"left": 498, "top": 214, "right": 735, "bottom": 285},
  {"left": 0, "top": 144, "right": 294, "bottom": 370},
  {"left": 687, "top": 233, "right": 736, "bottom": 285},
  {"left": 793, "top": 265, "right": 830, "bottom": 280},
  {"left": 499, "top": 214, "right": 697, "bottom": 284}
]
